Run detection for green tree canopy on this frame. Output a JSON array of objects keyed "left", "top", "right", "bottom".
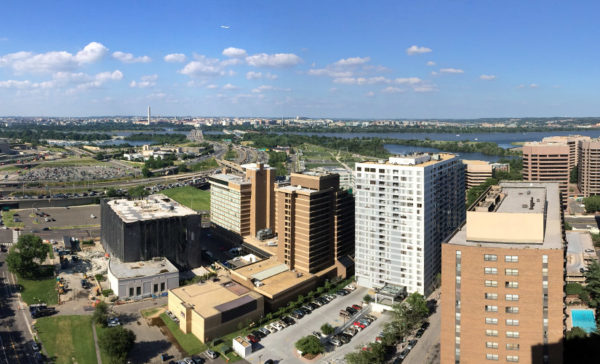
[
  {"left": 295, "top": 335, "right": 324, "bottom": 356},
  {"left": 345, "top": 342, "right": 385, "bottom": 364},
  {"left": 93, "top": 301, "right": 109, "bottom": 326},
  {"left": 6, "top": 234, "right": 49, "bottom": 278},
  {"left": 570, "top": 166, "right": 579, "bottom": 184},
  {"left": 584, "top": 196, "right": 600, "bottom": 213},
  {"left": 98, "top": 326, "right": 136, "bottom": 364},
  {"left": 584, "top": 261, "right": 600, "bottom": 307},
  {"left": 128, "top": 185, "right": 149, "bottom": 199},
  {"left": 320, "top": 323, "right": 334, "bottom": 335}
]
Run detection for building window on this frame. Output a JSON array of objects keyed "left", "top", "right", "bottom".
[
  {"left": 486, "top": 342, "right": 499, "bottom": 349},
  {"left": 505, "top": 269, "right": 519, "bottom": 276},
  {"left": 486, "top": 330, "right": 498, "bottom": 337},
  {"left": 506, "top": 294, "right": 519, "bottom": 301},
  {"left": 506, "top": 319, "right": 519, "bottom": 326},
  {"left": 507, "top": 356, "right": 519, "bottom": 362},
  {"left": 136, "top": 287, "right": 141, "bottom": 296},
  {"left": 505, "top": 255, "right": 519, "bottom": 263},
  {"left": 129, "top": 287, "right": 134, "bottom": 297},
  {"left": 484, "top": 254, "right": 498, "bottom": 262},
  {"left": 486, "top": 317, "right": 498, "bottom": 325},
  {"left": 506, "top": 343, "right": 520, "bottom": 351},
  {"left": 485, "top": 305, "right": 498, "bottom": 312},
  {"left": 485, "top": 293, "right": 498, "bottom": 300},
  {"left": 485, "top": 267, "right": 498, "bottom": 275},
  {"left": 161, "top": 282, "right": 165, "bottom": 291},
  {"left": 506, "top": 331, "right": 520, "bottom": 338},
  {"left": 506, "top": 306, "right": 519, "bottom": 314},
  {"left": 506, "top": 281, "right": 519, "bottom": 289},
  {"left": 153, "top": 284, "right": 158, "bottom": 293},
  {"left": 485, "top": 280, "right": 498, "bottom": 287},
  {"left": 542, "top": 255, "right": 548, "bottom": 264},
  {"left": 486, "top": 353, "right": 499, "bottom": 360}
]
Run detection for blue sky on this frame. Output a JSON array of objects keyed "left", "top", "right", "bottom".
[{"left": 1, "top": 1, "right": 599, "bottom": 118}]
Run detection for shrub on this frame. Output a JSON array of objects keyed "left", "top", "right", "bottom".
[{"left": 102, "top": 289, "right": 113, "bottom": 297}]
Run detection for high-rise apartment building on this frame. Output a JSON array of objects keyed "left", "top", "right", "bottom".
[
  {"left": 274, "top": 172, "right": 354, "bottom": 276},
  {"left": 354, "top": 154, "right": 465, "bottom": 296},
  {"left": 522, "top": 142, "right": 569, "bottom": 206},
  {"left": 208, "top": 162, "right": 275, "bottom": 238},
  {"left": 542, "top": 135, "right": 590, "bottom": 170},
  {"left": 577, "top": 139, "right": 600, "bottom": 197},
  {"left": 463, "top": 160, "right": 511, "bottom": 190},
  {"left": 441, "top": 182, "right": 565, "bottom": 364}
]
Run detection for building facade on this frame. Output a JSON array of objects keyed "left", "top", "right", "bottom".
[
  {"left": 107, "top": 257, "right": 179, "bottom": 299},
  {"left": 542, "top": 135, "right": 590, "bottom": 170},
  {"left": 354, "top": 154, "right": 465, "bottom": 296},
  {"left": 522, "top": 142, "right": 569, "bottom": 206},
  {"left": 209, "top": 173, "right": 252, "bottom": 236},
  {"left": 577, "top": 139, "right": 600, "bottom": 197},
  {"left": 441, "top": 182, "right": 565, "bottom": 364},
  {"left": 274, "top": 172, "right": 354, "bottom": 276},
  {"left": 463, "top": 160, "right": 511, "bottom": 190}
]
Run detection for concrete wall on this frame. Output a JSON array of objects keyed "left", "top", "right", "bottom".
[{"left": 0, "top": 196, "right": 99, "bottom": 210}]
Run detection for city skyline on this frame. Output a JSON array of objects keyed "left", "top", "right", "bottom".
[{"left": 2, "top": 1, "right": 600, "bottom": 118}]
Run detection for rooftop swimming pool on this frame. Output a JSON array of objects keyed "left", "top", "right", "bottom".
[{"left": 571, "top": 309, "right": 597, "bottom": 333}]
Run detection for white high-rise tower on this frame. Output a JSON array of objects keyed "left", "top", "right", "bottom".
[{"left": 147, "top": 106, "right": 151, "bottom": 125}]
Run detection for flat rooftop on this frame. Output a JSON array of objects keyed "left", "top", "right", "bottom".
[
  {"left": 276, "top": 184, "right": 318, "bottom": 194},
  {"left": 241, "top": 162, "right": 273, "bottom": 171},
  {"left": 209, "top": 173, "right": 251, "bottom": 185},
  {"left": 462, "top": 159, "right": 490, "bottom": 165},
  {"left": 243, "top": 235, "right": 278, "bottom": 256},
  {"left": 107, "top": 194, "right": 197, "bottom": 223},
  {"left": 109, "top": 257, "right": 178, "bottom": 279},
  {"left": 449, "top": 181, "right": 564, "bottom": 249},
  {"left": 170, "top": 278, "right": 261, "bottom": 318},
  {"left": 357, "top": 153, "right": 456, "bottom": 168},
  {"left": 233, "top": 257, "right": 315, "bottom": 298}
]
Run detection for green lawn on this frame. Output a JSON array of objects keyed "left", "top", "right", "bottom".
[
  {"left": 18, "top": 274, "right": 58, "bottom": 305},
  {"left": 36, "top": 315, "right": 98, "bottom": 364},
  {"left": 1, "top": 210, "right": 24, "bottom": 228},
  {"left": 33, "top": 157, "right": 103, "bottom": 168},
  {"left": 162, "top": 186, "right": 210, "bottom": 211},
  {"left": 94, "top": 324, "right": 113, "bottom": 364},
  {"left": 160, "top": 313, "right": 207, "bottom": 355}
]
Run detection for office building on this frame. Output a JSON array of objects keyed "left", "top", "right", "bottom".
[
  {"left": 107, "top": 257, "right": 179, "bottom": 299},
  {"left": 522, "top": 142, "right": 569, "bottom": 206},
  {"left": 441, "top": 182, "right": 565, "bottom": 364},
  {"left": 542, "top": 135, "right": 590, "bottom": 170},
  {"left": 311, "top": 166, "right": 355, "bottom": 190},
  {"left": 100, "top": 194, "right": 201, "bottom": 268},
  {"left": 209, "top": 163, "right": 275, "bottom": 239},
  {"left": 354, "top": 154, "right": 465, "bottom": 296},
  {"left": 463, "top": 160, "right": 510, "bottom": 189},
  {"left": 274, "top": 172, "right": 354, "bottom": 276},
  {"left": 577, "top": 139, "right": 600, "bottom": 197}
]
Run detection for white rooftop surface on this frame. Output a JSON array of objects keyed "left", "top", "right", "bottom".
[
  {"left": 109, "top": 257, "right": 178, "bottom": 279},
  {"left": 108, "top": 194, "right": 197, "bottom": 223},
  {"left": 241, "top": 162, "right": 273, "bottom": 170},
  {"left": 495, "top": 186, "right": 546, "bottom": 214},
  {"left": 449, "top": 182, "right": 564, "bottom": 249},
  {"left": 277, "top": 184, "right": 317, "bottom": 194},
  {"left": 210, "top": 173, "right": 250, "bottom": 184}
]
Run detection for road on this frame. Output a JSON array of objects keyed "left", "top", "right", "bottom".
[
  {"left": 564, "top": 215, "right": 600, "bottom": 230},
  {"left": 402, "top": 296, "right": 440, "bottom": 364},
  {"left": 0, "top": 252, "right": 36, "bottom": 364}
]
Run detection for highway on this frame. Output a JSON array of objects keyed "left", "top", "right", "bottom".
[{"left": 0, "top": 252, "right": 36, "bottom": 364}]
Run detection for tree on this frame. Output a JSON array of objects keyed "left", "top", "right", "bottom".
[
  {"left": 141, "top": 166, "right": 152, "bottom": 178},
  {"left": 571, "top": 166, "right": 579, "bottom": 184},
  {"left": 363, "top": 294, "right": 373, "bottom": 304},
  {"left": 93, "top": 301, "right": 109, "bottom": 326},
  {"left": 566, "top": 327, "right": 588, "bottom": 340},
  {"left": 106, "top": 187, "right": 119, "bottom": 197},
  {"left": 584, "top": 195, "right": 600, "bottom": 213},
  {"left": 345, "top": 342, "right": 385, "bottom": 364},
  {"left": 584, "top": 261, "right": 600, "bottom": 308},
  {"left": 98, "top": 326, "right": 136, "bottom": 364},
  {"left": 321, "top": 323, "right": 334, "bottom": 335},
  {"left": 295, "top": 336, "right": 324, "bottom": 356},
  {"left": 6, "top": 234, "right": 49, "bottom": 278},
  {"left": 128, "top": 185, "right": 148, "bottom": 199},
  {"left": 389, "top": 292, "right": 429, "bottom": 335}
]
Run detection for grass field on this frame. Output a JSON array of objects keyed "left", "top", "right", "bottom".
[
  {"left": 160, "top": 313, "right": 207, "bottom": 355},
  {"left": 162, "top": 186, "right": 210, "bottom": 211},
  {"left": 95, "top": 324, "right": 114, "bottom": 364},
  {"left": 33, "top": 157, "right": 103, "bottom": 168},
  {"left": 36, "top": 315, "right": 98, "bottom": 364},
  {"left": 1, "top": 210, "right": 24, "bottom": 228},
  {"left": 18, "top": 274, "right": 58, "bottom": 305}
]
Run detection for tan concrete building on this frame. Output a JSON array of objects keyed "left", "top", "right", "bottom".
[
  {"left": 577, "top": 139, "right": 600, "bottom": 197},
  {"left": 274, "top": 172, "right": 354, "bottom": 276},
  {"left": 209, "top": 162, "right": 275, "bottom": 238},
  {"left": 542, "top": 135, "right": 590, "bottom": 170},
  {"left": 522, "top": 142, "right": 569, "bottom": 206},
  {"left": 463, "top": 160, "right": 511, "bottom": 189},
  {"left": 441, "top": 182, "right": 565, "bottom": 364},
  {"left": 168, "top": 278, "right": 264, "bottom": 343}
]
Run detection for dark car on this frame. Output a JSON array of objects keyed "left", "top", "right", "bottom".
[
  {"left": 252, "top": 330, "right": 265, "bottom": 339},
  {"left": 246, "top": 334, "right": 259, "bottom": 343},
  {"left": 291, "top": 310, "right": 304, "bottom": 319},
  {"left": 421, "top": 321, "right": 430, "bottom": 330},
  {"left": 339, "top": 333, "right": 352, "bottom": 344},
  {"left": 264, "top": 360, "right": 274, "bottom": 364},
  {"left": 308, "top": 302, "right": 319, "bottom": 310},
  {"left": 299, "top": 307, "right": 310, "bottom": 315},
  {"left": 282, "top": 316, "right": 296, "bottom": 325},
  {"left": 346, "top": 306, "right": 357, "bottom": 315},
  {"left": 337, "top": 289, "right": 349, "bottom": 296},
  {"left": 416, "top": 328, "right": 425, "bottom": 338}
]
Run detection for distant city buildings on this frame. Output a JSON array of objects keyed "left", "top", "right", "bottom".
[
  {"left": 577, "top": 139, "right": 600, "bottom": 197},
  {"left": 354, "top": 154, "right": 465, "bottom": 296},
  {"left": 522, "top": 141, "right": 570, "bottom": 206},
  {"left": 462, "top": 160, "right": 510, "bottom": 189},
  {"left": 441, "top": 181, "right": 565, "bottom": 364}
]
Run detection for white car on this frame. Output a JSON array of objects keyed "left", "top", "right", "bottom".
[{"left": 264, "top": 325, "right": 276, "bottom": 333}]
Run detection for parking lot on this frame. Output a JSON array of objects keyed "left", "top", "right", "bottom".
[{"left": 245, "top": 287, "right": 389, "bottom": 363}]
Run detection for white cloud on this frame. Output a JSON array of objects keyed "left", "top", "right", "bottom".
[
  {"left": 222, "top": 83, "right": 238, "bottom": 90},
  {"left": 220, "top": 58, "right": 243, "bottom": 67},
  {"left": 206, "top": 84, "right": 218, "bottom": 89},
  {"left": 179, "top": 56, "right": 226, "bottom": 77},
  {"left": 0, "top": 37, "right": 7, "bottom": 42},
  {"left": 480, "top": 74, "right": 496, "bottom": 80},
  {"left": 222, "top": 47, "right": 247, "bottom": 58},
  {"left": 245, "top": 53, "right": 301, "bottom": 67},
  {"left": 439, "top": 68, "right": 464, "bottom": 74},
  {"left": 426, "top": 61, "right": 436, "bottom": 66},
  {"left": 0, "top": 69, "right": 123, "bottom": 93},
  {"left": 220, "top": 25, "right": 230, "bottom": 29},
  {"left": 366, "top": 91, "right": 375, "bottom": 97},
  {"left": 252, "top": 85, "right": 274, "bottom": 93},
  {"left": 406, "top": 45, "right": 432, "bottom": 55},
  {"left": 112, "top": 51, "right": 151, "bottom": 63},
  {"left": 129, "top": 74, "right": 158, "bottom": 88},
  {"left": 395, "top": 77, "right": 422, "bottom": 85},
  {"left": 307, "top": 68, "right": 353, "bottom": 78},
  {"left": 382, "top": 86, "right": 404, "bottom": 94},
  {"left": 333, "top": 76, "right": 390, "bottom": 85},
  {"left": 333, "top": 56, "right": 371, "bottom": 66},
  {"left": 246, "top": 71, "right": 262, "bottom": 80},
  {"left": 164, "top": 53, "right": 186, "bottom": 63},
  {"left": 0, "top": 42, "right": 108, "bottom": 74},
  {"left": 414, "top": 84, "right": 438, "bottom": 92},
  {"left": 529, "top": 83, "right": 539, "bottom": 88}
]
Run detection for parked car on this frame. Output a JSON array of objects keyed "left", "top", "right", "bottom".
[
  {"left": 31, "top": 342, "right": 40, "bottom": 352},
  {"left": 246, "top": 334, "right": 259, "bottom": 343},
  {"left": 183, "top": 358, "right": 194, "bottom": 364},
  {"left": 398, "top": 349, "right": 410, "bottom": 360},
  {"left": 291, "top": 310, "right": 304, "bottom": 319},
  {"left": 205, "top": 350, "right": 218, "bottom": 359},
  {"left": 301, "top": 305, "right": 313, "bottom": 313},
  {"left": 309, "top": 302, "right": 320, "bottom": 310},
  {"left": 282, "top": 316, "right": 296, "bottom": 325},
  {"left": 416, "top": 328, "right": 425, "bottom": 338},
  {"left": 351, "top": 304, "right": 362, "bottom": 311},
  {"left": 264, "top": 325, "right": 276, "bottom": 333},
  {"left": 329, "top": 337, "right": 342, "bottom": 347},
  {"left": 353, "top": 321, "right": 366, "bottom": 329},
  {"left": 339, "top": 309, "right": 351, "bottom": 318},
  {"left": 311, "top": 331, "right": 321, "bottom": 338},
  {"left": 337, "top": 289, "right": 349, "bottom": 296},
  {"left": 258, "top": 327, "right": 271, "bottom": 336},
  {"left": 252, "top": 330, "right": 265, "bottom": 339},
  {"left": 407, "top": 339, "right": 418, "bottom": 350},
  {"left": 346, "top": 306, "right": 357, "bottom": 315},
  {"left": 339, "top": 334, "right": 352, "bottom": 344}
]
